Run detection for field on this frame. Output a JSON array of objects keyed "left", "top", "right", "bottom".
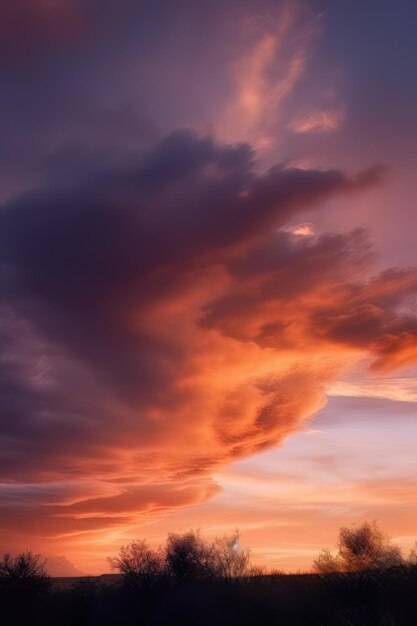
[{"left": 4, "top": 568, "right": 417, "bottom": 626}]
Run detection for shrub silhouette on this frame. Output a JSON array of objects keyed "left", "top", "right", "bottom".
[{"left": 314, "top": 520, "right": 404, "bottom": 573}]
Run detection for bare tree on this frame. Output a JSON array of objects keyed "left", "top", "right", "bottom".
[
  {"left": 314, "top": 521, "right": 404, "bottom": 574},
  {"left": 211, "top": 530, "right": 251, "bottom": 578},
  {"left": 0, "top": 551, "right": 51, "bottom": 595},
  {"left": 108, "top": 540, "right": 164, "bottom": 585}
]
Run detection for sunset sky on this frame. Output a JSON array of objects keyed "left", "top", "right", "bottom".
[{"left": 1, "top": 0, "right": 417, "bottom": 576}]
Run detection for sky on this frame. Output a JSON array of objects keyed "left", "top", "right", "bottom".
[{"left": 1, "top": 0, "right": 417, "bottom": 576}]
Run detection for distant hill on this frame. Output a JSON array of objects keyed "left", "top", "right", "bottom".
[{"left": 52, "top": 573, "right": 121, "bottom": 588}]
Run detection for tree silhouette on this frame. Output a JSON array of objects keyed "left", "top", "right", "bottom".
[
  {"left": 211, "top": 530, "right": 251, "bottom": 578},
  {"left": 165, "top": 530, "right": 215, "bottom": 579},
  {"left": 314, "top": 520, "right": 404, "bottom": 573},
  {"left": 108, "top": 540, "right": 164, "bottom": 585},
  {"left": 0, "top": 551, "right": 51, "bottom": 596}
]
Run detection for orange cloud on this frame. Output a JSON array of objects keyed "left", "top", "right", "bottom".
[
  {"left": 0, "top": 130, "right": 415, "bottom": 569},
  {"left": 328, "top": 377, "right": 417, "bottom": 403},
  {"left": 372, "top": 332, "right": 417, "bottom": 373}
]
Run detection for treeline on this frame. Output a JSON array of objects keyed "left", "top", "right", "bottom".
[
  {"left": 108, "top": 529, "right": 260, "bottom": 582},
  {"left": 2, "top": 522, "right": 417, "bottom": 626}
]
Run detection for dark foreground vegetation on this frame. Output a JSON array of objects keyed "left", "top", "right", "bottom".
[{"left": 3, "top": 523, "right": 417, "bottom": 626}]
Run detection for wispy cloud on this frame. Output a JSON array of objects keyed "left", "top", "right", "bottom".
[
  {"left": 219, "top": 1, "right": 320, "bottom": 152},
  {"left": 329, "top": 377, "right": 417, "bottom": 403},
  {"left": 289, "top": 107, "right": 344, "bottom": 133}
]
